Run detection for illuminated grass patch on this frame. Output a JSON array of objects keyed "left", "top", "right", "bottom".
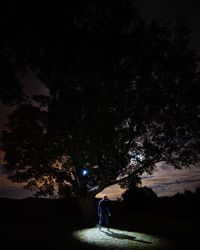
[{"left": 73, "top": 227, "right": 171, "bottom": 249}]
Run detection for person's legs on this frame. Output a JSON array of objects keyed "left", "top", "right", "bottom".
[
  {"left": 98, "top": 213, "right": 102, "bottom": 230},
  {"left": 99, "top": 213, "right": 110, "bottom": 230},
  {"left": 105, "top": 213, "right": 109, "bottom": 230}
]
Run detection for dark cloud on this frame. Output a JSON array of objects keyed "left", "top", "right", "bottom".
[
  {"left": 0, "top": 69, "right": 48, "bottom": 130},
  {"left": 16, "top": 69, "right": 49, "bottom": 96},
  {"left": 0, "top": 165, "right": 34, "bottom": 199},
  {"left": 142, "top": 163, "right": 200, "bottom": 196}
]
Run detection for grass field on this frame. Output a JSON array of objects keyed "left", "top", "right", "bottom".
[{"left": 0, "top": 198, "right": 199, "bottom": 250}]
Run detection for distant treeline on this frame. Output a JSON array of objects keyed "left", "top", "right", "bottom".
[
  {"left": 0, "top": 196, "right": 80, "bottom": 213},
  {"left": 116, "top": 186, "right": 200, "bottom": 215},
  {"left": 0, "top": 187, "right": 200, "bottom": 215}
]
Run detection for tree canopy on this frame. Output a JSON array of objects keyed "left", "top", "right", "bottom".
[{"left": 0, "top": 0, "right": 200, "bottom": 198}]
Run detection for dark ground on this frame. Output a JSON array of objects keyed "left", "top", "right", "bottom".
[{"left": 0, "top": 197, "right": 199, "bottom": 250}]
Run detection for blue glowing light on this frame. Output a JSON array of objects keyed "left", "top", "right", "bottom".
[{"left": 82, "top": 170, "right": 88, "bottom": 176}]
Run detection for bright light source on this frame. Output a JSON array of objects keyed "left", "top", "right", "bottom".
[
  {"left": 72, "top": 227, "right": 171, "bottom": 249},
  {"left": 129, "top": 150, "right": 144, "bottom": 166},
  {"left": 82, "top": 170, "right": 88, "bottom": 176}
]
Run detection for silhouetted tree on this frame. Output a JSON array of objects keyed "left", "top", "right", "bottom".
[
  {"left": 195, "top": 187, "right": 200, "bottom": 198},
  {"left": 122, "top": 184, "right": 157, "bottom": 211},
  {"left": 0, "top": 0, "right": 200, "bottom": 221}
]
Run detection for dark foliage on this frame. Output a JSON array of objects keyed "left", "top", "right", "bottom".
[
  {"left": 122, "top": 186, "right": 157, "bottom": 211},
  {"left": 0, "top": 0, "right": 200, "bottom": 199}
]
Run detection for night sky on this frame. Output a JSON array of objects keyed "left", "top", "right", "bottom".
[{"left": 1, "top": 0, "right": 200, "bottom": 199}]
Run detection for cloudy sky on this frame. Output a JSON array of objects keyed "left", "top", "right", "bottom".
[
  {"left": 97, "top": 163, "right": 200, "bottom": 200},
  {"left": 1, "top": 0, "right": 200, "bottom": 199}
]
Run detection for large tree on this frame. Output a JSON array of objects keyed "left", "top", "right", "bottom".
[{"left": 1, "top": 0, "right": 200, "bottom": 218}]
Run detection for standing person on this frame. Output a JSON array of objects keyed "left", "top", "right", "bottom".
[{"left": 98, "top": 195, "right": 111, "bottom": 230}]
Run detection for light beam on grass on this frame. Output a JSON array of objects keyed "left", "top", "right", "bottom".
[{"left": 73, "top": 227, "right": 170, "bottom": 249}]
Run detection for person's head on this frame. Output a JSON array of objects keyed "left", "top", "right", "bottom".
[{"left": 103, "top": 195, "right": 108, "bottom": 200}]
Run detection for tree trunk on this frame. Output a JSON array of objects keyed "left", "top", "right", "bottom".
[{"left": 79, "top": 195, "right": 98, "bottom": 227}]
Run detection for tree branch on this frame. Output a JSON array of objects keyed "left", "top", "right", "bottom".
[
  {"left": 86, "top": 137, "right": 174, "bottom": 197},
  {"left": 101, "top": 138, "right": 173, "bottom": 189}
]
